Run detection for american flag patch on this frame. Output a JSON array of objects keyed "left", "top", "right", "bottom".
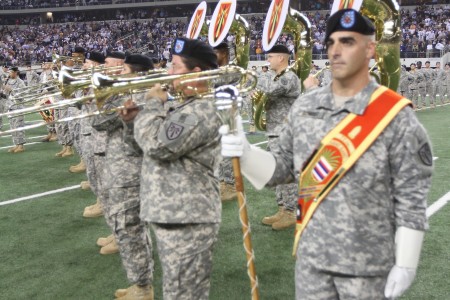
[{"left": 312, "top": 156, "right": 333, "bottom": 182}]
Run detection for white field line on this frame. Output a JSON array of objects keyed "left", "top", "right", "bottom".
[
  {"left": 427, "top": 191, "right": 450, "bottom": 218},
  {"left": 1, "top": 134, "right": 46, "bottom": 139},
  {"left": 0, "top": 185, "right": 79, "bottom": 207},
  {"left": 0, "top": 140, "right": 448, "bottom": 217},
  {"left": 0, "top": 141, "right": 41, "bottom": 150}
]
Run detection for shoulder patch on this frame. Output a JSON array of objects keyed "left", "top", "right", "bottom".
[
  {"left": 418, "top": 142, "right": 432, "bottom": 166},
  {"left": 159, "top": 112, "right": 198, "bottom": 147},
  {"left": 166, "top": 122, "right": 184, "bottom": 140}
]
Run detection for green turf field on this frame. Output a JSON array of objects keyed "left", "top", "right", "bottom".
[{"left": 0, "top": 105, "right": 449, "bottom": 299}]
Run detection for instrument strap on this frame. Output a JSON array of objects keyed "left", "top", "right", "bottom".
[{"left": 292, "top": 86, "right": 411, "bottom": 255}]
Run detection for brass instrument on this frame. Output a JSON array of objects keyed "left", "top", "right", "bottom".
[
  {"left": 52, "top": 53, "right": 84, "bottom": 68},
  {"left": 250, "top": 90, "right": 268, "bottom": 131},
  {"left": 360, "top": 0, "right": 401, "bottom": 91},
  {"left": 58, "top": 71, "right": 91, "bottom": 98},
  {"left": 0, "top": 95, "right": 94, "bottom": 120},
  {"left": 0, "top": 67, "right": 256, "bottom": 136},
  {"left": 229, "top": 14, "right": 250, "bottom": 69},
  {"left": 92, "top": 66, "right": 257, "bottom": 109},
  {"left": 253, "top": 2, "right": 312, "bottom": 131}
]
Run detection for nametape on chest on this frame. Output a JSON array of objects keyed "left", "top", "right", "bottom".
[{"left": 160, "top": 113, "right": 198, "bottom": 144}]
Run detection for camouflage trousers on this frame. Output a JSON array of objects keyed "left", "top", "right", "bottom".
[
  {"left": 242, "top": 96, "right": 254, "bottom": 126},
  {"left": 425, "top": 83, "right": 435, "bottom": 104},
  {"left": 105, "top": 188, "right": 154, "bottom": 286},
  {"left": 268, "top": 137, "right": 297, "bottom": 211},
  {"left": 81, "top": 133, "right": 100, "bottom": 197},
  {"left": 68, "top": 107, "right": 82, "bottom": 155},
  {"left": 218, "top": 158, "right": 235, "bottom": 185},
  {"left": 295, "top": 256, "right": 388, "bottom": 300},
  {"left": 417, "top": 85, "right": 427, "bottom": 107},
  {"left": 8, "top": 115, "right": 26, "bottom": 145},
  {"left": 438, "top": 85, "right": 448, "bottom": 102},
  {"left": 0, "top": 99, "right": 4, "bottom": 129},
  {"left": 55, "top": 108, "right": 71, "bottom": 145},
  {"left": 151, "top": 223, "right": 220, "bottom": 300}
]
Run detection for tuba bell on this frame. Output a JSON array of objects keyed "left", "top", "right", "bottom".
[
  {"left": 360, "top": 0, "right": 401, "bottom": 91},
  {"left": 330, "top": 0, "right": 401, "bottom": 91},
  {"left": 253, "top": 0, "right": 312, "bottom": 131}
]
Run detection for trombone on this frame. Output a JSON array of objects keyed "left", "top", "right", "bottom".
[
  {"left": 92, "top": 65, "right": 257, "bottom": 109},
  {"left": 0, "top": 66, "right": 257, "bottom": 135},
  {"left": 0, "top": 95, "right": 95, "bottom": 119}
]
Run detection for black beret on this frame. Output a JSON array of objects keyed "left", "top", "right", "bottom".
[
  {"left": 266, "top": 44, "right": 290, "bottom": 55},
  {"left": 10, "top": 66, "right": 19, "bottom": 72},
  {"left": 106, "top": 51, "right": 126, "bottom": 60},
  {"left": 124, "top": 54, "right": 154, "bottom": 69},
  {"left": 325, "top": 9, "right": 375, "bottom": 43},
  {"left": 214, "top": 42, "right": 229, "bottom": 51},
  {"left": 86, "top": 51, "right": 105, "bottom": 64},
  {"left": 74, "top": 46, "right": 86, "bottom": 54},
  {"left": 173, "top": 38, "right": 218, "bottom": 69}
]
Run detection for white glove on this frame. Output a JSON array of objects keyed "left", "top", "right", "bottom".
[
  {"left": 384, "top": 226, "right": 424, "bottom": 299},
  {"left": 219, "top": 115, "right": 276, "bottom": 190},
  {"left": 219, "top": 115, "right": 248, "bottom": 158},
  {"left": 384, "top": 265, "right": 416, "bottom": 299}
]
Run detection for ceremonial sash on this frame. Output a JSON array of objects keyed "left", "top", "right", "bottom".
[{"left": 293, "top": 86, "right": 411, "bottom": 256}]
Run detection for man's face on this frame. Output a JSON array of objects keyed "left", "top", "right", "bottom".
[
  {"left": 105, "top": 57, "right": 124, "bottom": 68},
  {"left": 425, "top": 62, "right": 430, "bottom": 68},
  {"left": 27, "top": 66, "right": 31, "bottom": 72},
  {"left": 266, "top": 53, "right": 282, "bottom": 71},
  {"left": 214, "top": 49, "right": 228, "bottom": 67},
  {"left": 410, "top": 64, "right": 416, "bottom": 70},
  {"left": 9, "top": 70, "right": 17, "bottom": 78},
  {"left": 83, "top": 59, "right": 98, "bottom": 70},
  {"left": 121, "top": 64, "right": 132, "bottom": 75},
  {"left": 326, "top": 31, "right": 375, "bottom": 82}
]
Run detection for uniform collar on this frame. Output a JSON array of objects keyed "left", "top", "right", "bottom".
[{"left": 316, "top": 80, "right": 379, "bottom": 115}]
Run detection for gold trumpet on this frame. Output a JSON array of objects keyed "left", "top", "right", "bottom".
[{"left": 91, "top": 66, "right": 256, "bottom": 109}]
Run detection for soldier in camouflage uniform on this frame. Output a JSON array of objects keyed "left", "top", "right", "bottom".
[
  {"left": 256, "top": 44, "right": 301, "bottom": 230},
  {"left": 440, "top": 63, "right": 450, "bottom": 103},
  {"left": 3, "top": 67, "right": 27, "bottom": 153},
  {"left": 415, "top": 61, "right": 427, "bottom": 108},
  {"left": 92, "top": 54, "right": 154, "bottom": 300},
  {"left": 25, "top": 65, "right": 40, "bottom": 87},
  {"left": 213, "top": 42, "right": 238, "bottom": 201},
  {"left": 423, "top": 61, "right": 435, "bottom": 107},
  {"left": 65, "top": 48, "right": 87, "bottom": 168},
  {"left": 38, "top": 62, "right": 58, "bottom": 143},
  {"left": 80, "top": 52, "right": 110, "bottom": 225},
  {"left": 398, "top": 66, "right": 409, "bottom": 97},
  {"left": 221, "top": 9, "right": 432, "bottom": 300},
  {"left": 121, "top": 38, "right": 221, "bottom": 300},
  {"left": 406, "top": 63, "right": 420, "bottom": 108}
]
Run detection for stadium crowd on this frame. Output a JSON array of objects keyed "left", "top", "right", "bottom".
[{"left": 0, "top": 3, "right": 449, "bottom": 66}]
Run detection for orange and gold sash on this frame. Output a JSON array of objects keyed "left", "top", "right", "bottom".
[{"left": 293, "top": 86, "right": 411, "bottom": 256}]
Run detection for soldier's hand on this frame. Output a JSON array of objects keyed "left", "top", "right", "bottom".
[
  {"left": 146, "top": 84, "right": 168, "bottom": 103},
  {"left": 303, "top": 75, "right": 320, "bottom": 91},
  {"left": 119, "top": 99, "right": 140, "bottom": 123},
  {"left": 3, "top": 86, "right": 12, "bottom": 93}
]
